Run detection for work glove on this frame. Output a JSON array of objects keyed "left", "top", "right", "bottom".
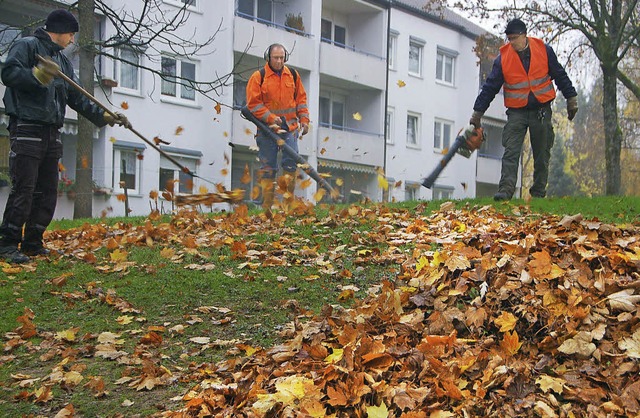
[
  {"left": 567, "top": 96, "right": 578, "bottom": 121},
  {"left": 300, "top": 123, "right": 309, "bottom": 136},
  {"left": 469, "top": 110, "right": 484, "bottom": 128},
  {"left": 104, "top": 112, "right": 132, "bottom": 129},
  {"left": 32, "top": 57, "right": 59, "bottom": 85}
]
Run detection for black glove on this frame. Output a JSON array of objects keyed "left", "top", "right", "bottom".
[
  {"left": 567, "top": 96, "right": 578, "bottom": 121},
  {"left": 469, "top": 110, "right": 484, "bottom": 128},
  {"left": 32, "top": 57, "right": 59, "bottom": 85},
  {"left": 104, "top": 112, "right": 131, "bottom": 129}
]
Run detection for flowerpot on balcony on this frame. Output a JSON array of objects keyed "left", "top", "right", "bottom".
[
  {"left": 285, "top": 13, "right": 305, "bottom": 35},
  {"left": 66, "top": 190, "right": 77, "bottom": 200}
]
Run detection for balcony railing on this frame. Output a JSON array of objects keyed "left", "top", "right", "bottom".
[
  {"left": 235, "top": 11, "right": 313, "bottom": 38},
  {"left": 320, "top": 37, "right": 385, "bottom": 61},
  {"left": 319, "top": 122, "right": 383, "bottom": 138}
]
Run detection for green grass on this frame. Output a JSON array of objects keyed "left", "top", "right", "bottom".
[{"left": 0, "top": 196, "right": 637, "bottom": 416}]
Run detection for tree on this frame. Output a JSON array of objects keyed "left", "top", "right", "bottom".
[
  {"left": 547, "top": 134, "right": 578, "bottom": 197},
  {"left": 454, "top": 0, "right": 640, "bottom": 195},
  {"left": 71, "top": 1, "right": 234, "bottom": 218}
]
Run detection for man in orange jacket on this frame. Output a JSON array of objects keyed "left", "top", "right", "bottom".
[
  {"left": 246, "top": 43, "right": 310, "bottom": 213},
  {"left": 469, "top": 18, "right": 578, "bottom": 201}
]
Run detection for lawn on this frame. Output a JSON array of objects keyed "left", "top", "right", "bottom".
[{"left": 0, "top": 196, "right": 638, "bottom": 417}]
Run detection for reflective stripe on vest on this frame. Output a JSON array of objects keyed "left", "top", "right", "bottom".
[{"left": 501, "top": 37, "right": 556, "bottom": 108}]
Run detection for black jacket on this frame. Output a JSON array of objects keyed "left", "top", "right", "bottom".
[{"left": 2, "top": 28, "right": 107, "bottom": 128}]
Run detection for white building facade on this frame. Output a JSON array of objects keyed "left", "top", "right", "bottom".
[{"left": 0, "top": 0, "right": 509, "bottom": 219}]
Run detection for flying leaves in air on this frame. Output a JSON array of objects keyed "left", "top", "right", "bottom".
[
  {"left": 352, "top": 112, "right": 362, "bottom": 121},
  {"left": 214, "top": 101, "right": 222, "bottom": 114},
  {"left": 397, "top": 79, "right": 406, "bottom": 87},
  {"left": 174, "top": 126, "right": 184, "bottom": 136},
  {"left": 153, "top": 136, "right": 170, "bottom": 146},
  {"left": 120, "top": 101, "right": 129, "bottom": 110}
]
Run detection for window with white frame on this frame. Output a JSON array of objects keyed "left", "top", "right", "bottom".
[
  {"left": 386, "top": 107, "right": 394, "bottom": 144},
  {"left": 159, "top": 154, "right": 198, "bottom": 194},
  {"left": 408, "top": 37, "right": 424, "bottom": 77},
  {"left": 436, "top": 47, "right": 457, "bottom": 85},
  {"left": 406, "top": 112, "right": 420, "bottom": 147},
  {"left": 433, "top": 119, "right": 453, "bottom": 150},
  {"left": 161, "top": 56, "right": 196, "bottom": 101},
  {"left": 433, "top": 185, "right": 454, "bottom": 200},
  {"left": 237, "top": 0, "right": 273, "bottom": 22},
  {"left": 321, "top": 19, "right": 346, "bottom": 47},
  {"left": 165, "top": 0, "right": 197, "bottom": 8},
  {"left": 114, "top": 48, "right": 140, "bottom": 92},
  {"left": 388, "top": 30, "right": 398, "bottom": 70},
  {"left": 405, "top": 182, "right": 420, "bottom": 201},
  {"left": 319, "top": 92, "right": 346, "bottom": 129},
  {"left": 113, "top": 147, "right": 143, "bottom": 194}
]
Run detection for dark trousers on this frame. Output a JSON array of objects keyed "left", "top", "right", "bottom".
[
  {"left": 498, "top": 105, "right": 555, "bottom": 198},
  {"left": 256, "top": 129, "right": 299, "bottom": 179},
  {"left": 0, "top": 119, "right": 62, "bottom": 249}
]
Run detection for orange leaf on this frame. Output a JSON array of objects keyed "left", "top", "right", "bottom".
[
  {"left": 81, "top": 155, "right": 89, "bottom": 169},
  {"left": 220, "top": 168, "right": 228, "bottom": 176},
  {"left": 240, "top": 164, "right": 251, "bottom": 184},
  {"left": 251, "top": 186, "right": 260, "bottom": 200},
  {"left": 149, "top": 190, "right": 159, "bottom": 200},
  {"left": 500, "top": 331, "right": 522, "bottom": 356},
  {"left": 214, "top": 102, "right": 222, "bottom": 114},
  {"left": 58, "top": 162, "right": 66, "bottom": 172},
  {"left": 116, "top": 194, "right": 126, "bottom": 202},
  {"left": 175, "top": 126, "right": 184, "bottom": 135},
  {"left": 120, "top": 101, "right": 129, "bottom": 109},
  {"left": 139, "top": 331, "right": 162, "bottom": 346}
]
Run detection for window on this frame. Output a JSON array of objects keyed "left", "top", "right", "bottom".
[
  {"left": 406, "top": 113, "right": 420, "bottom": 147},
  {"left": 159, "top": 155, "right": 198, "bottom": 194},
  {"left": 386, "top": 107, "right": 394, "bottom": 144},
  {"left": 436, "top": 47, "right": 457, "bottom": 85},
  {"left": 408, "top": 37, "right": 424, "bottom": 77},
  {"left": 233, "top": 78, "right": 248, "bottom": 107},
  {"left": 0, "top": 24, "right": 21, "bottom": 63},
  {"left": 237, "top": 0, "right": 273, "bottom": 22},
  {"left": 113, "top": 148, "right": 142, "bottom": 194},
  {"left": 434, "top": 119, "right": 453, "bottom": 150},
  {"left": 161, "top": 56, "right": 196, "bottom": 101},
  {"left": 114, "top": 48, "right": 140, "bottom": 92},
  {"left": 321, "top": 19, "right": 346, "bottom": 47},
  {"left": 388, "top": 30, "right": 398, "bottom": 70},
  {"left": 433, "top": 185, "right": 454, "bottom": 200},
  {"left": 319, "top": 92, "right": 345, "bottom": 129},
  {"left": 405, "top": 183, "right": 419, "bottom": 201}
]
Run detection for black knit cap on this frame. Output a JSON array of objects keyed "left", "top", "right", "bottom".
[
  {"left": 44, "top": 9, "right": 79, "bottom": 34},
  {"left": 504, "top": 18, "right": 527, "bottom": 35}
]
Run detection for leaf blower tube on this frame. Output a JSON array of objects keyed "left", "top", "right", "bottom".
[
  {"left": 421, "top": 125, "right": 484, "bottom": 189},
  {"left": 239, "top": 106, "right": 339, "bottom": 200}
]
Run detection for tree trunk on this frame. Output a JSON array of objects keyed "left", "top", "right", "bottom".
[
  {"left": 601, "top": 66, "right": 622, "bottom": 195},
  {"left": 74, "top": 0, "right": 96, "bottom": 219}
]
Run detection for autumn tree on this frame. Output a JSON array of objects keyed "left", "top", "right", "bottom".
[
  {"left": 547, "top": 135, "right": 578, "bottom": 197},
  {"left": 454, "top": 0, "right": 640, "bottom": 195}
]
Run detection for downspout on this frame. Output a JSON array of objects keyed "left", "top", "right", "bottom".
[{"left": 382, "top": 0, "right": 392, "bottom": 201}]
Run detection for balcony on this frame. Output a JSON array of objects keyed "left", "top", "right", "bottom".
[
  {"left": 319, "top": 43, "right": 386, "bottom": 89},
  {"left": 234, "top": 8, "right": 315, "bottom": 70},
  {"left": 317, "top": 125, "right": 384, "bottom": 167}
]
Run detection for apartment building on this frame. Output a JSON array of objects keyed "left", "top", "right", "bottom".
[{"left": 0, "top": 0, "right": 509, "bottom": 219}]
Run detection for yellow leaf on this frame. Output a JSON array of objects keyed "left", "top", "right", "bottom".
[
  {"left": 366, "top": 401, "right": 389, "bottom": 418},
  {"left": 56, "top": 328, "right": 77, "bottom": 342},
  {"left": 324, "top": 348, "right": 344, "bottom": 364},
  {"left": 494, "top": 311, "right": 517, "bottom": 332},
  {"left": 416, "top": 255, "right": 429, "bottom": 273},
  {"left": 175, "top": 126, "right": 184, "bottom": 135},
  {"left": 110, "top": 249, "right": 128, "bottom": 262},
  {"left": 352, "top": 112, "right": 362, "bottom": 121},
  {"left": 377, "top": 174, "right": 389, "bottom": 190},
  {"left": 397, "top": 79, "right": 406, "bottom": 87},
  {"left": 453, "top": 221, "right": 466, "bottom": 233},
  {"left": 430, "top": 251, "right": 443, "bottom": 267},
  {"left": 336, "top": 178, "right": 344, "bottom": 186},
  {"left": 116, "top": 315, "right": 134, "bottom": 325},
  {"left": 109, "top": 137, "right": 117, "bottom": 143},
  {"left": 323, "top": 136, "right": 330, "bottom": 142},
  {"left": 314, "top": 188, "right": 326, "bottom": 202},
  {"left": 160, "top": 248, "right": 175, "bottom": 259},
  {"left": 241, "top": 163, "right": 251, "bottom": 184},
  {"left": 536, "top": 375, "right": 565, "bottom": 394}
]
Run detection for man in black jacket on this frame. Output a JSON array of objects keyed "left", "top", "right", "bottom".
[
  {"left": 0, "top": 9, "right": 130, "bottom": 263},
  {"left": 469, "top": 18, "right": 578, "bottom": 201}
]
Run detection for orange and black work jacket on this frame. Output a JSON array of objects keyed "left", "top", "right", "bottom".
[
  {"left": 501, "top": 37, "right": 555, "bottom": 108},
  {"left": 472, "top": 37, "right": 576, "bottom": 113},
  {"left": 246, "top": 64, "right": 309, "bottom": 132}
]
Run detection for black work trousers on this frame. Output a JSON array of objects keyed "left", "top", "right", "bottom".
[{"left": 0, "top": 119, "right": 62, "bottom": 249}]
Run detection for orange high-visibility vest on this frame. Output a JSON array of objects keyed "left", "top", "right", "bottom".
[
  {"left": 246, "top": 64, "right": 309, "bottom": 131},
  {"left": 501, "top": 37, "right": 556, "bottom": 108}
]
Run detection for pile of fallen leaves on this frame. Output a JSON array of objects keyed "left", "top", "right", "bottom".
[
  {"left": 152, "top": 204, "right": 638, "bottom": 417},
  {"left": 4, "top": 203, "right": 640, "bottom": 417}
]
